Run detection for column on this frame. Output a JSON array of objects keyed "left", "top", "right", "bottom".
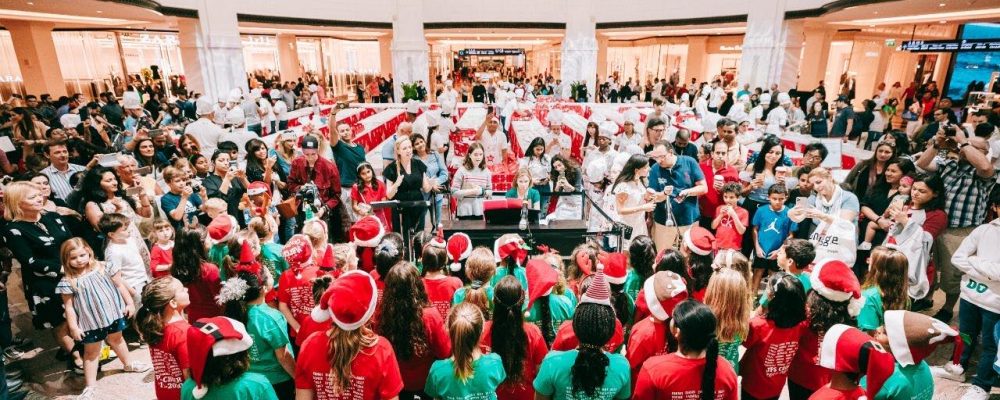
[
  {"left": 596, "top": 35, "right": 609, "bottom": 83},
  {"left": 685, "top": 36, "right": 708, "bottom": 82},
  {"left": 738, "top": 0, "right": 803, "bottom": 90},
  {"left": 176, "top": 0, "right": 247, "bottom": 100},
  {"left": 2, "top": 20, "right": 66, "bottom": 96},
  {"left": 276, "top": 33, "right": 301, "bottom": 82},
  {"left": 378, "top": 36, "right": 393, "bottom": 78},
  {"left": 390, "top": 0, "right": 429, "bottom": 102},
  {"left": 799, "top": 26, "right": 835, "bottom": 90},
  {"left": 561, "top": 0, "right": 598, "bottom": 100}
]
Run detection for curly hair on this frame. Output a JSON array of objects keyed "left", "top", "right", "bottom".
[
  {"left": 806, "top": 291, "right": 854, "bottom": 335},
  {"left": 765, "top": 273, "right": 807, "bottom": 329},
  {"left": 378, "top": 263, "right": 430, "bottom": 360}
]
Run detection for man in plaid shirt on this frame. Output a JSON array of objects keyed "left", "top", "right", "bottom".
[{"left": 916, "top": 124, "right": 996, "bottom": 323}]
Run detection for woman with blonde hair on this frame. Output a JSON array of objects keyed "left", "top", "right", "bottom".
[
  {"left": 384, "top": 135, "right": 433, "bottom": 233},
  {"left": 703, "top": 268, "right": 752, "bottom": 373}
]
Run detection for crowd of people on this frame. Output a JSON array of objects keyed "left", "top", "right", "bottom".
[{"left": 0, "top": 68, "right": 997, "bottom": 400}]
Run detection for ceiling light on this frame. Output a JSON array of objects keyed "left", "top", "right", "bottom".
[
  {"left": 940, "top": 20, "right": 947, "bottom": 23},
  {"left": 842, "top": 7, "right": 1000, "bottom": 25},
  {"left": 26, "top": 1, "right": 33, "bottom": 5},
  {"left": 0, "top": 9, "right": 135, "bottom": 25},
  {"left": 939, "top": 2, "right": 946, "bottom": 6},
  {"left": 96, "top": 10, "right": 103, "bottom": 13}
]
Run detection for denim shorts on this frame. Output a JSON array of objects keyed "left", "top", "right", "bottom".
[{"left": 81, "top": 318, "right": 127, "bottom": 344}]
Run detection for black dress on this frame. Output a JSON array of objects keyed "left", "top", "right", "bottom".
[
  {"left": 204, "top": 174, "right": 247, "bottom": 227},
  {"left": 4, "top": 213, "right": 73, "bottom": 329},
  {"left": 383, "top": 158, "right": 428, "bottom": 235}
]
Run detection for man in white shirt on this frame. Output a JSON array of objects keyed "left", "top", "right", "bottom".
[
  {"left": 438, "top": 80, "right": 459, "bottom": 106},
  {"left": 475, "top": 115, "right": 508, "bottom": 165},
  {"left": 259, "top": 92, "right": 275, "bottom": 134},
  {"left": 272, "top": 94, "right": 289, "bottom": 131},
  {"left": 41, "top": 141, "right": 86, "bottom": 201},
  {"left": 584, "top": 121, "right": 619, "bottom": 183},
  {"left": 242, "top": 90, "right": 262, "bottom": 135},
  {"left": 708, "top": 79, "right": 725, "bottom": 113},
  {"left": 765, "top": 93, "right": 791, "bottom": 135},
  {"left": 184, "top": 96, "right": 227, "bottom": 160},
  {"left": 544, "top": 110, "right": 570, "bottom": 159}
]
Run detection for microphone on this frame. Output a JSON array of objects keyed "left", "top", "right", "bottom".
[{"left": 519, "top": 201, "right": 528, "bottom": 231}]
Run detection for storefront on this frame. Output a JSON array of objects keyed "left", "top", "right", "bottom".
[{"left": 605, "top": 35, "right": 742, "bottom": 85}]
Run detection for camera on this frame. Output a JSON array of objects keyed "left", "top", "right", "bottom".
[
  {"left": 296, "top": 183, "right": 321, "bottom": 209},
  {"left": 189, "top": 177, "right": 203, "bottom": 192},
  {"left": 943, "top": 124, "right": 958, "bottom": 137}
]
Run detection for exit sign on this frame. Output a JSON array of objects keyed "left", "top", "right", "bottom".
[{"left": 886, "top": 39, "right": 896, "bottom": 47}]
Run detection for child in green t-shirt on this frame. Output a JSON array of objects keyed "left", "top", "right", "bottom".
[
  {"left": 424, "top": 303, "right": 506, "bottom": 399},
  {"left": 857, "top": 247, "right": 910, "bottom": 332},
  {"left": 759, "top": 238, "right": 815, "bottom": 309},
  {"left": 868, "top": 311, "right": 961, "bottom": 400}
]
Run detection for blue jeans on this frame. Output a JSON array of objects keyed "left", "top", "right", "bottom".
[{"left": 958, "top": 299, "right": 999, "bottom": 391}]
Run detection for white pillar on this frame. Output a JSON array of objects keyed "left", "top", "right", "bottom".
[
  {"left": 176, "top": 0, "right": 247, "bottom": 100},
  {"left": 2, "top": 20, "right": 66, "bottom": 97},
  {"left": 390, "top": 0, "right": 429, "bottom": 102},
  {"left": 276, "top": 33, "right": 301, "bottom": 83},
  {"left": 561, "top": 0, "right": 598, "bottom": 100},
  {"left": 738, "top": 0, "right": 803, "bottom": 90}
]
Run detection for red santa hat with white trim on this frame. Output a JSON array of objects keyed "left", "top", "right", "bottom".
[
  {"left": 309, "top": 270, "right": 379, "bottom": 331},
  {"left": 206, "top": 214, "right": 238, "bottom": 245},
  {"left": 884, "top": 310, "right": 961, "bottom": 367},
  {"left": 187, "top": 317, "right": 254, "bottom": 399},
  {"left": 643, "top": 271, "right": 688, "bottom": 321},
  {"left": 598, "top": 252, "right": 628, "bottom": 285},
  {"left": 495, "top": 233, "right": 529, "bottom": 265},
  {"left": 809, "top": 259, "right": 865, "bottom": 316},
  {"left": 246, "top": 181, "right": 269, "bottom": 197},
  {"left": 446, "top": 232, "right": 472, "bottom": 272},
  {"left": 683, "top": 227, "right": 715, "bottom": 256},
  {"left": 818, "top": 324, "right": 896, "bottom": 399},
  {"left": 525, "top": 259, "right": 559, "bottom": 316},
  {"left": 350, "top": 215, "right": 385, "bottom": 248},
  {"left": 281, "top": 234, "right": 314, "bottom": 271}
]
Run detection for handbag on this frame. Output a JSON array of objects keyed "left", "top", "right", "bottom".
[{"left": 276, "top": 196, "right": 299, "bottom": 219}]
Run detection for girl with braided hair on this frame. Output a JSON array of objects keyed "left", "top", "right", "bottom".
[{"left": 533, "top": 265, "right": 631, "bottom": 399}]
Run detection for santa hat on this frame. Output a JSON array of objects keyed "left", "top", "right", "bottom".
[
  {"left": 683, "top": 227, "right": 715, "bottom": 256},
  {"left": 447, "top": 233, "right": 472, "bottom": 272},
  {"left": 187, "top": 317, "right": 254, "bottom": 399},
  {"left": 598, "top": 121, "right": 618, "bottom": 139},
  {"left": 350, "top": 216, "right": 385, "bottom": 248},
  {"left": 643, "top": 271, "right": 688, "bottom": 321},
  {"left": 309, "top": 270, "right": 378, "bottom": 331},
  {"left": 495, "top": 234, "right": 529, "bottom": 265},
  {"left": 281, "top": 234, "right": 314, "bottom": 269},
  {"left": 427, "top": 226, "right": 446, "bottom": 250},
  {"left": 598, "top": 252, "right": 628, "bottom": 285},
  {"left": 810, "top": 259, "right": 865, "bottom": 316},
  {"left": 884, "top": 310, "right": 960, "bottom": 367},
  {"left": 246, "top": 181, "right": 269, "bottom": 197},
  {"left": 235, "top": 240, "right": 261, "bottom": 277},
  {"left": 207, "top": 215, "right": 238, "bottom": 245},
  {"left": 580, "top": 264, "right": 612, "bottom": 307},
  {"left": 819, "top": 324, "right": 896, "bottom": 399},
  {"left": 525, "top": 259, "right": 558, "bottom": 314},
  {"left": 318, "top": 244, "right": 336, "bottom": 271}
]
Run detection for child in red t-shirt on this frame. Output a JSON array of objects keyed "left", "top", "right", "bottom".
[
  {"left": 136, "top": 277, "right": 190, "bottom": 400},
  {"left": 277, "top": 234, "right": 319, "bottom": 342},
  {"left": 351, "top": 162, "right": 394, "bottom": 232},
  {"left": 712, "top": 183, "right": 748, "bottom": 251},
  {"left": 296, "top": 270, "right": 404, "bottom": 400},
  {"left": 626, "top": 271, "right": 688, "bottom": 382},
  {"left": 740, "top": 273, "right": 807, "bottom": 400},
  {"left": 295, "top": 275, "right": 333, "bottom": 348},
  {"left": 421, "top": 243, "right": 463, "bottom": 321},
  {"left": 633, "top": 300, "right": 739, "bottom": 399},
  {"left": 149, "top": 219, "right": 175, "bottom": 279}
]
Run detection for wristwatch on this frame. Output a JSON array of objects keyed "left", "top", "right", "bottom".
[{"left": 958, "top": 142, "right": 970, "bottom": 151}]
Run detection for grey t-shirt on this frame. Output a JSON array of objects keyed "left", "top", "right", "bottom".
[{"left": 831, "top": 107, "right": 855, "bottom": 137}]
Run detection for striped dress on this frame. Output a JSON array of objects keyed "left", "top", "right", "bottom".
[
  {"left": 451, "top": 166, "right": 493, "bottom": 217},
  {"left": 56, "top": 262, "right": 127, "bottom": 332}
]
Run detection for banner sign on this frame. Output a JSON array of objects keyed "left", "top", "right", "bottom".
[
  {"left": 457, "top": 48, "right": 525, "bottom": 56},
  {"left": 900, "top": 39, "right": 1000, "bottom": 52}
]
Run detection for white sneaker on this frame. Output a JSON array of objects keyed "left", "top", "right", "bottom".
[
  {"left": 930, "top": 363, "right": 965, "bottom": 382},
  {"left": 857, "top": 242, "right": 872, "bottom": 251},
  {"left": 959, "top": 385, "right": 990, "bottom": 400},
  {"left": 77, "top": 386, "right": 96, "bottom": 400},
  {"left": 123, "top": 361, "right": 151, "bottom": 373}
]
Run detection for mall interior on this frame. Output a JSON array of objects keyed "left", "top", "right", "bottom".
[{"left": 0, "top": 0, "right": 998, "bottom": 105}]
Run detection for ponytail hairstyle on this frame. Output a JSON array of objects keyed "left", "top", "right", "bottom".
[
  {"left": 463, "top": 247, "right": 496, "bottom": 319},
  {"left": 863, "top": 246, "right": 909, "bottom": 312},
  {"left": 703, "top": 269, "right": 750, "bottom": 343},
  {"left": 172, "top": 226, "right": 209, "bottom": 285},
  {"left": 331, "top": 243, "right": 358, "bottom": 273},
  {"left": 219, "top": 270, "right": 265, "bottom": 324},
  {"left": 134, "top": 276, "right": 183, "bottom": 345},
  {"left": 447, "top": 302, "right": 485, "bottom": 382},
  {"left": 222, "top": 231, "right": 259, "bottom": 279},
  {"left": 326, "top": 325, "right": 378, "bottom": 391},
  {"left": 311, "top": 275, "right": 333, "bottom": 304},
  {"left": 421, "top": 244, "right": 448, "bottom": 275},
  {"left": 628, "top": 236, "right": 656, "bottom": 284},
  {"left": 655, "top": 249, "right": 690, "bottom": 282},
  {"left": 764, "top": 273, "right": 807, "bottom": 329},
  {"left": 491, "top": 276, "right": 528, "bottom": 383},
  {"left": 378, "top": 263, "right": 430, "bottom": 360},
  {"left": 571, "top": 302, "right": 616, "bottom": 397},
  {"left": 711, "top": 249, "right": 752, "bottom": 288},
  {"left": 671, "top": 300, "right": 720, "bottom": 400},
  {"left": 374, "top": 232, "right": 405, "bottom": 279}
]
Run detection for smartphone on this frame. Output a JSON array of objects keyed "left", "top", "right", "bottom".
[
  {"left": 125, "top": 186, "right": 144, "bottom": 197},
  {"left": 97, "top": 153, "right": 120, "bottom": 167},
  {"left": 229, "top": 160, "right": 238, "bottom": 173},
  {"left": 148, "top": 129, "right": 164, "bottom": 138},
  {"left": 136, "top": 166, "right": 152, "bottom": 176},
  {"left": 795, "top": 197, "right": 810, "bottom": 209}
]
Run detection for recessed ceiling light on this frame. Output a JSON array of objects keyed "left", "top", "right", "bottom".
[
  {"left": 96, "top": 10, "right": 103, "bottom": 13},
  {"left": 26, "top": 1, "right": 33, "bottom": 4},
  {"left": 873, "top": 10, "right": 879, "bottom": 14},
  {"left": 939, "top": 2, "right": 946, "bottom": 6},
  {"left": 940, "top": 20, "right": 947, "bottom": 23}
]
